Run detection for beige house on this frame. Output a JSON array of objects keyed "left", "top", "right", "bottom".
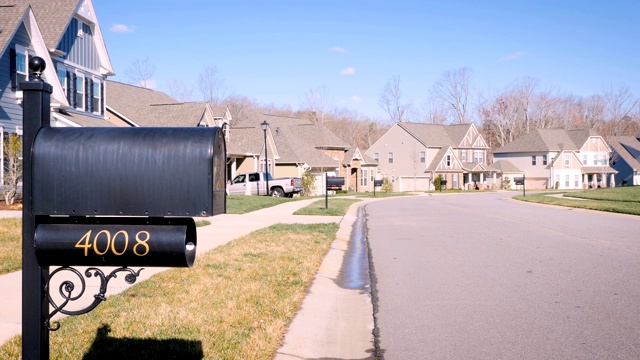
[
  {"left": 228, "top": 114, "right": 376, "bottom": 193},
  {"left": 365, "top": 122, "right": 490, "bottom": 191},
  {"left": 493, "top": 129, "right": 617, "bottom": 189}
]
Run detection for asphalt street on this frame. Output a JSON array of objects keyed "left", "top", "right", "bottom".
[{"left": 365, "top": 192, "right": 640, "bottom": 359}]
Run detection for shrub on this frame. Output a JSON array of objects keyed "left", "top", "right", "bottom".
[
  {"left": 434, "top": 174, "right": 444, "bottom": 191},
  {"left": 500, "top": 177, "right": 511, "bottom": 190},
  {"left": 301, "top": 170, "right": 316, "bottom": 196},
  {"left": 381, "top": 178, "right": 393, "bottom": 193}
]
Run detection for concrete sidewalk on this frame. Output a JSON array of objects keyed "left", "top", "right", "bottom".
[{"left": 0, "top": 197, "right": 377, "bottom": 359}]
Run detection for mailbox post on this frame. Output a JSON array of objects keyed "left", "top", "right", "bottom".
[
  {"left": 21, "top": 58, "right": 226, "bottom": 359},
  {"left": 373, "top": 179, "right": 384, "bottom": 196},
  {"left": 22, "top": 57, "right": 52, "bottom": 360},
  {"left": 514, "top": 175, "right": 526, "bottom": 196}
]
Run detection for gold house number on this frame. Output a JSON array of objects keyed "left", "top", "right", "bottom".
[{"left": 75, "top": 230, "right": 151, "bottom": 257}]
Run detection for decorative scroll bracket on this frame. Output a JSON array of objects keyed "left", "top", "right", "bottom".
[{"left": 44, "top": 266, "right": 144, "bottom": 331}]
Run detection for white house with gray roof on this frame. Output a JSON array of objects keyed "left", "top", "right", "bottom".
[
  {"left": 365, "top": 122, "right": 490, "bottom": 191},
  {"left": 493, "top": 128, "right": 617, "bottom": 189},
  {"left": 609, "top": 136, "right": 640, "bottom": 186}
]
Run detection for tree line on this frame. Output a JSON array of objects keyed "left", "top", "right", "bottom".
[{"left": 125, "top": 59, "right": 639, "bottom": 158}]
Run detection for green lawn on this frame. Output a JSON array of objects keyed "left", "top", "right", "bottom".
[
  {"left": 293, "top": 198, "right": 361, "bottom": 216},
  {"left": 225, "top": 195, "right": 308, "bottom": 214},
  {"left": 514, "top": 186, "right": 640, "bottom": 216}
]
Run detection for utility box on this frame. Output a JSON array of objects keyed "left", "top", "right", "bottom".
[{"left": 32, "top": 127, "right": 226, "bottom": 217}]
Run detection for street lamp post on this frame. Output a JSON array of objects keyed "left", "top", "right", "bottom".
[{"left": 261, "top": 121, "right": 269, "bottom": 196}]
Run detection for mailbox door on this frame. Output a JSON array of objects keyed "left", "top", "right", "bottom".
[{"left": 32, "top": 127, "right": 226, "bottom": 217}]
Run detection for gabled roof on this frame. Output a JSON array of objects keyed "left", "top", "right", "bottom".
[
  {"left": 0, "top": 2, "right": 69, "bottom": 106},
  {"left": 0, "top": 2, "right": 31, "bottom": 56},
  {"left": 106, "top": 81, "right": 211, "bottom": 127},
  {"left": 399, "top": 122, "right": 455, "bottom": 147},
  {"left": 487, "top": 160, "right": 523, "bottom": 174},
  {"left": 494, "top": 128, "right": 594, "bottom": 154},
  {"left": 344, "top": 147, "right": 376, "bottom": 166},
  {"left": 230, "top": 114, "right": 348, "bottom": 168},
  {"left": 427, "top": 146, "right": 463, "bottom": 172},
  {"left": 53, "top": 110, "right": 114, "bottom": 127},
  {"left": 29, "top": 0, "right": 114, "bottom": 75},
  {"left": 227, "top": 127, "right": 267, "bottom": 156},
  {"left": 610, "top": 136, "right": 640, "bottom": 171}
]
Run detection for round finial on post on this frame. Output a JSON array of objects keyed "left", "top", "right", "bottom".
[{"left": 28, "top": 56, "right": 46, "bottom": 80}]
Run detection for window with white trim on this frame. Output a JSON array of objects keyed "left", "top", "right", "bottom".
[
  {"left": 532, "top": 155, "right": 537, "bottom": 166},
  {"left": 361, "top": 169, "right": 368, "bottom": 187},
  {"left": 564, "top": 154, "right": 570, "bottom": 167},
  {"left": 574, "top": 175, "right": 579, "bottom": 188},
  {"left": 583, "top": 154, "right": 588, "bottom": 165},
  {"left": 92, "top": 80, "right": 101, "bottom": 114},
  {"left": 461, "top": 150, "right": 467, "bottom": 162},
  {"left": 388, "top": 152, "right": 393, "bottom": 164},
  {"left": 57, "top": 68, "right": 67, "bottom": 96},
  {"left": 75, "top": 74, "right": 85, "bottom": 110},
  {"left": 446, "top": 154, "right": 451, "bottom": 167},
  {"left": 474, "top": 150, "right": 483, "bottom": 164},
  {"left": 14, "top": 45, "right": 28, "bottom": 90},
  {"left": 565, "top": 175, "right": 570, "bottom": 188},
  {"left": 555, "top": 175, "right": 560, "bottom": 188},
  {"left": 373, "top": 153, "right": 379, "bottom": 162},
  {"left": 543, "top": 155, "right": 548, "bottom": 166},
  {"left": 420, "top": 151, "right": 426, "bottom": 163}
]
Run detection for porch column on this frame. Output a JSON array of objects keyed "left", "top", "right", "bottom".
[
  {"left": 610, "top": 173, "right": 615, "bottom": 188},
  {"left": 231, "top": 158, "right": 237, "bottom": 180},
  {"left": 493, "top": 172, "right": 497, "bottom": 189},
  {"left": 480, "top": 173, "right": 484, "bottom": 189},
  {"left": 583, "top": 174, "right": 588, "bottom": 189}
]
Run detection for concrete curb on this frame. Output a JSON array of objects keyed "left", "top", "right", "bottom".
[{"left": 274, "top": 200, "right": 377, "bottom": 360}]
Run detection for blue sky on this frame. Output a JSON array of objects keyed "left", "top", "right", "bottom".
[{"left": 94, "top": 0, "right": 640, "bottom": 121}]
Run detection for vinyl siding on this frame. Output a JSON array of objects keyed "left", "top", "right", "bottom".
[
  {"left": 57, "top": 18, "right": 100, "bottom": 71},
  {"left": 0, "top": 23, "right": 32, "bottom": 132}
]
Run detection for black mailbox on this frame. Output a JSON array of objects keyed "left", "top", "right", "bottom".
[
  {"left": 514, "top": 177, "right": 524, "bottom": 185},
  {"left": 35, "top": 217, "right": 196, "bottom": 267},
  {"left": 32, "top": 127, "right": 226, "bottom": 217},
  {"left": 326, "top": 176, "right": 345, "bottom": 190},
  {"left": 440, "top": 179, "right": 448, "bottom": 185},
  {"left": 374, "top": 179, "right": 384, "bottom": 187}
]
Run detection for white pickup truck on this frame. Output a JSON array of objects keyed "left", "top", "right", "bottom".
[{"left": 227, "top": 172, "right": 303, "bottom": 197}]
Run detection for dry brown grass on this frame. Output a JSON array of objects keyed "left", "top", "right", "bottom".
[
  {"left": 0, "top": 223, "right": 339, "bottom": 359},
  {"left": 0, "top": 218, "right": 21, "bottom": 275}
]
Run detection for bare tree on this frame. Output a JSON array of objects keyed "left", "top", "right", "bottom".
[
  {"left": 223, "top": 95, "right": 261, "bottom": 126},
  {"left": 598, "top": 84, "right": 640, "bottom": 141},
  {"left": 198, "top": 65, "right": 227, "bottom": 108},
  {"left": 165, "top": 79, "right": 193, "bottom": 102},
  {"left": 430, "top": 67, "right": 473, "bottom": 124},
  {"left": 378, "top": 75, "right": 413, "bottom": 123},
  {"left": 422, "top": 97, "right": 449, "bottom": 124},
  {"left": 3, "top": 134, "right": 21, "bottom": 205},
  {"left": 300, "top": 86, "right": 333, "bottom": 124},
  {"left": 125, "top": 57, "right": 155, "bottom": 88}
]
